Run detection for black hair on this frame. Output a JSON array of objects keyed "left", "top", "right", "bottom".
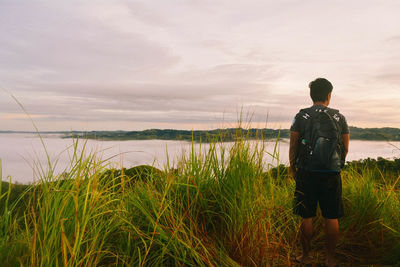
[{"left": 309, "top": 78, "right": 333, "bottom": 102}]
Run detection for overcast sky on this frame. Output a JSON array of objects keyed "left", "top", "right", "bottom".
[{"left": 1, "top": 0, "right": 399, "bottom": 131}]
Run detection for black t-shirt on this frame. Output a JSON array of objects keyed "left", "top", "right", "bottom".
[{"left": 290, "top": 105, "right": 349, "bottom": 136}]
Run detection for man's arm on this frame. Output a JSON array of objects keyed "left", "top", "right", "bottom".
[
  {"left": 342, "top": 133, "right": 349, "bottom": 157},
  {"left": 289, "top": 131, "right": 300, "bottom": 178}
]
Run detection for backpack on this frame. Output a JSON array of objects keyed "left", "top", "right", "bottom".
[{"left": 296, "top": 107, "right": 344, "bottom": 172}]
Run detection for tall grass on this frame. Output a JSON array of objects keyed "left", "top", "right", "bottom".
[{"left": 0, "top": 128, "right": 399, "bottom": 266}]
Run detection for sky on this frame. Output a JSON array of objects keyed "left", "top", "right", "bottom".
[{"left": 1, "top": 0, "right": 399, "bottom": 131}]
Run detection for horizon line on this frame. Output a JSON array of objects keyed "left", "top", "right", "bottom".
[{"left": 0, "top": 125, "right": 399, "bottom": 133}]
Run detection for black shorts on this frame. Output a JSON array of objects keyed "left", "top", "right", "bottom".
[{"left": 294, "top": 169, "right": 344, "bottom": 219}]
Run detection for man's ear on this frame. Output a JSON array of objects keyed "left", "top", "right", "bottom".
[{"left": 327, "top": 92, "right": 332, "bottom": 104}]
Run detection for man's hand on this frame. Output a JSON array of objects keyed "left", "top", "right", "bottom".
[
  {"left": 290, "top": 167, "right": 296, "bottom": 179},
  {"left": 342, "top": 133, "right": 349, "bottom": 157}
]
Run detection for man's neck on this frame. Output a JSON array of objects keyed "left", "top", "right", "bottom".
[{"left": 313, "top": 101, "right": 329, "bottom": 106}]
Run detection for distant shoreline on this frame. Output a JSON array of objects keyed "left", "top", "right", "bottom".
[{"left": 1, "top": 126, "right": 400, "bottom": 142}]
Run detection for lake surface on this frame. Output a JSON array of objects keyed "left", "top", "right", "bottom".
[{"left": 1, "top": 133, "right": 399, "bottom": 184}]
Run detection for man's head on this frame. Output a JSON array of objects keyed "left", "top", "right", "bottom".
[{"left": 309, "top": 78, "right": 333, "bottom": 104}]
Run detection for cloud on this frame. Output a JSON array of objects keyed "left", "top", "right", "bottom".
[
  {"left": 1, "top": 113, "right": 44, "bottom": 120},
  {"left": 385, "top": 35, "right": 400, "bottom": 42},
  {"left": 1, "top": 0, "right": 400, "bottom": 130},
  {"left": 1, "top": 62, "right": 279, "bottom": 124},
  {"left": 0, "top": 1, "right": 178, "bottom": 84},
  {"left": 375, "top": 72, "right": 400, "bottom": 84}
]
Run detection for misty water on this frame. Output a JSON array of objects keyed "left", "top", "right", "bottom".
[{"left": 1, "top": 133, "right": 399, "bottom": 184}]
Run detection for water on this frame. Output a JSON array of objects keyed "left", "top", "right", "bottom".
[{"left": 1, "top": 133, "right": 399, "bottom": 184}]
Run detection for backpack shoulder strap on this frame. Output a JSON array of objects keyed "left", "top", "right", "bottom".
[
  {"left": 324, "top": 108, "right": 341, "bottom": 131},
  {"left": 296, "top": 107, "right": 316, "bottom": 142},
  {"left": 298, "top": 107, "right": 315, "bottom": 120}
]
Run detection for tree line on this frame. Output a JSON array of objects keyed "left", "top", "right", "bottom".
[{"left": 62, "top": 126, "right": 400, "bottom": 142}]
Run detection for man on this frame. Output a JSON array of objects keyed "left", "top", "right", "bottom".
[{"left": 289, "top": 78, "right": 350, "bottom": 267}]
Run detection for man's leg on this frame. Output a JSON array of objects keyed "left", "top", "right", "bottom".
[
  {"left": 293, "top": 169, "right": 317, "bottom": 262},
  {"left": 325, "top": 218, "right": 339, "bottom": 266},
  {"left": 297, "top": 217, "right": 314, "bottom": 262}
]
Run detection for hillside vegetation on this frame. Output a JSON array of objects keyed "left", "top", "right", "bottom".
[
  {"left": 61, "top": 126, "right": 400, "bottom": 142},
  {"left": 3, "top": 126, "right": 400, "bottom": 141}
]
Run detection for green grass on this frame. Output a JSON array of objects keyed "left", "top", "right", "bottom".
[{"left": 1, "top": 130, "right": 399, "bottom": 266}]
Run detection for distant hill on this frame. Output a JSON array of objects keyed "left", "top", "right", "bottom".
[
  {"left": 61, "top": 126, "right": 400, "bottom": 142},
  {"left": 62, "top": 128, "right": 288, "bottom": 142},
  {"left": 2, "top": 127, "right": 400, "bottom": 142},
  {"left": 348, "top": 126, "right": 400, "bottom": 141}
]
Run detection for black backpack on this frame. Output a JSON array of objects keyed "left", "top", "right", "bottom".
[{"left": 296, "top": 107, "right": 344, "bottom": 172}]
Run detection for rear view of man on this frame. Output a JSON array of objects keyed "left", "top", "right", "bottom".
[{"left": 289, "top": 78, "right": 350, "bottom": 267}]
